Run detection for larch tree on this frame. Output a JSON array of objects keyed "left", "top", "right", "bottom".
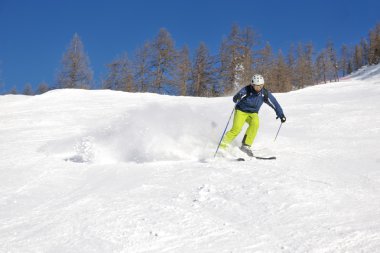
[
  {"left": 103, "top": 61, "right": 118, "bottom": 90},
  {"left": 315, "top": 49, "right": 328, "bottom": 84},
  {"left": 23, "top": 83, "right": 33, "bottom": 95},
  {"left": 326, "top": 41, "right": 339, "bottom": 82},
  {"left": 304, "top": 43, "right": 315, "bottom": 85},
  {"left": 273, "top": 50, "right": 292, "bottom": 92},
  {"left": 353, "top": 44, "right": 364, "bottom": 71},
  {"left": 134, "top": 42, "right": 151, "bottom": 92},
  {"left": 239, "top": 27, "right": 256, "bottom": 85},
  {"left": 340, "top": 44, "right": 350, "bottom": 76},
  {"left": 192, "top": 42, "right": 217, "bottom": 97},
  {"left": 104, "top": 53, "right": 135, "bottom": 92},
  {"left": 219, "top": 24, "right": 256, "bottom": 94},
  {"left": 368, "top": 23, "right": 380, "bottom": 65},
  {"left": 360, "top": 38, "right": 369, "bottom": 66},
  {"left": 256, "top": 42, "right": 275, "bottom": 90},
  {"left": 9, "top": 86, "right": 17, "bottom": 95},
  {"left": 294, "top": 43, "right": 314, "bottom": 88},
  {"left": 56, "top": 33, "right": 93, "bottom": 89},
  {"left": 149, "top": 28, "right": 177, "bottom": 94},
  {"left": 175, "top": 45, "right": 192, "bottom": 96},
  {"left": 287, "top": 44, "right": 297, "bottom": 90},
  {"left": 219, "top": 25, "right": 240, "bottom": 94},
  {"left": 36, "top": 82, "right": 49, "bottom": 95}
]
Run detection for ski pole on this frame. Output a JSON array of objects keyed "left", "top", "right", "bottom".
[
  {"left": 214, "top": 106, "right": 236, "bottom": 158},
  {"left": 274, "top": 122, "right": 283, "bottom": 142}
]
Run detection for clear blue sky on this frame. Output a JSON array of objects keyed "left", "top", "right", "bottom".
[{"left": 0, "top": 0, "right": 379, "bottom": 93}]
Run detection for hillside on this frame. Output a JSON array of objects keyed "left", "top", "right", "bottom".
[{"left": 1, "top": 65, "right": 380, "bottom": 252}]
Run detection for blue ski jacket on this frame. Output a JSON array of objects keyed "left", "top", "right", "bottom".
[{"left": 233, "top": 85, "right": 284, "bottom": 118}]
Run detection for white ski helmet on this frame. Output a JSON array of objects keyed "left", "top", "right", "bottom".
[{"left": 251, "top": 74, "right": 265, "bottom": 85}]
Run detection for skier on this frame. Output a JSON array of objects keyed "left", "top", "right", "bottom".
[{"left": 220, "top": 74, "right": 286, "bottom": 157}]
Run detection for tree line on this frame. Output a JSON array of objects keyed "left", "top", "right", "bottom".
[{"left": 3, "top": 23, "right": 380, "bottom": 96}]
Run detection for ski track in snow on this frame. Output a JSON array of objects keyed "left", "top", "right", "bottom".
[{"left": 1, "top": 65, "right": 380, "bottom": 252}]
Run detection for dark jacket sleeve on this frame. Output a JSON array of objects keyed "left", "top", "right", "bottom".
[
  {"left": 266, "top": 92, "right": 284, "bottom": 117},
  {"left": 233, "top": 86, "right": 248, "bottom": 103}
]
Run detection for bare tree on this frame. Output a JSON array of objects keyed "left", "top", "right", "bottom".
[
  {"left": 326, "top": 40, "right": 339, "bottom": 82},
  {"left": 368, "top": 23, "right": 380, "bottom": 65},
  {"left": 134, "top": 42, "right": 151, "bottom": 92},
  {"left": 149, "top": 28, "right": 177, "bottom": 94},
  {"left": 305, "top": 43, "right": 315, "bottom": 85},
  {"left": 175, "top": 45, "right": 192, "bottom": 96},
  {"left": 9, "top": 86, "right": 18, "bottom": 95},
  {"left": 294, "top": 42, "right": 314, "bottom": 88},
  {"left": 219, "top": 25, "right": 240, "bottom": 94},
  {"left": 256, "top": 42, "right": 275, "bottom": 89},
  {"left": 360, "top": 38, "right": 369, "bottom": 66},
  {"left": 240, "top": 27, "right": 256, "bottom": 85},
  {"left": 287, "top": 44, "right": 297, "bottom": 89},
  {"left": 192, "top": 42, "right": 217, "bottom": 97},
  {"left": 315, "top": 49, "right": 328, "bottom": 84},
  {"left": 353, "top": 44, "right": 364, "bottom": 71},
  {"left": 103, "top": 62, "right": 117, "bottom": 90},
  {"left": 36, "top": 82, "right": 50, "bottom": 94},
  {"left": 340, "top": 44, "right": 350, "bottom": 76},
  {"left": 272, "top": 50, "right": 292, "bottom": 92},
  {"left": 219, "top": 24, "right": 256, "bottom": 94},
  {"left": 23, "top": 83, "right": 33, "bottom": 95},
  {"left": 56, "top": 33, "right": 93, "bottom": 89},
  {"left": 104, "top": 53, "right": 135, "bottom": 92}
]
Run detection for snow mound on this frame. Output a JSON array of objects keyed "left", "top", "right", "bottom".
[
  {"left": 58, "top": 102, "right": 219, "bottom": 163},
  {"left": 21, "top": 90, "right": 228, "bottom": 164}
]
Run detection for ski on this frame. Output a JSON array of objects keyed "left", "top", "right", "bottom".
[
  {"left": 254, "top": 155, "right": 276, "bottom": 160},
  {"left": 236, "top": 156, "right": 276, "bottom": 161}
]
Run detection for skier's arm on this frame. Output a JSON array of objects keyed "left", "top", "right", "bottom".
[
  {"left": 233, "top": 86, "right": 248, "bottom": 103},
  {"left": 266, "top": 92, "right": 284, "bottom": 118}
]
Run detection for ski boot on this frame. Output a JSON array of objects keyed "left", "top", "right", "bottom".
[{"left": 240, "top": 144, "right": 254, "bottom": 157}]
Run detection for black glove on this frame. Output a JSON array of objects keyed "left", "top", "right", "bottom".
[
  {"left": 233, "top": 94, "right": 246, "bottom": 103},
  {"left": 277, "top": 115, "right": 286, "bottom": 123},
  {"left": 233, "top": 96, "right": 241, "bottom": 103}
]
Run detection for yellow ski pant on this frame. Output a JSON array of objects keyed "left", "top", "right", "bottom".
[{"left": 220, "top": 109, "right": 259, "bottom": 149}]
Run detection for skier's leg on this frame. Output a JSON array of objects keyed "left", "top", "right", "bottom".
[
  {"left": 220, "top": 110, "right": 248, "bottom": 149},
  {"left": 242, "top": 113, "right": 259, "bottom": 146}
]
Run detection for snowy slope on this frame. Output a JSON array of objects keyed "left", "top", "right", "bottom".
[
  {"left": 1, "top": 65, "right": 380, "bottom": 252},
  {"left": 343, "top": 64, "right": 380, "bottom": 82}
]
